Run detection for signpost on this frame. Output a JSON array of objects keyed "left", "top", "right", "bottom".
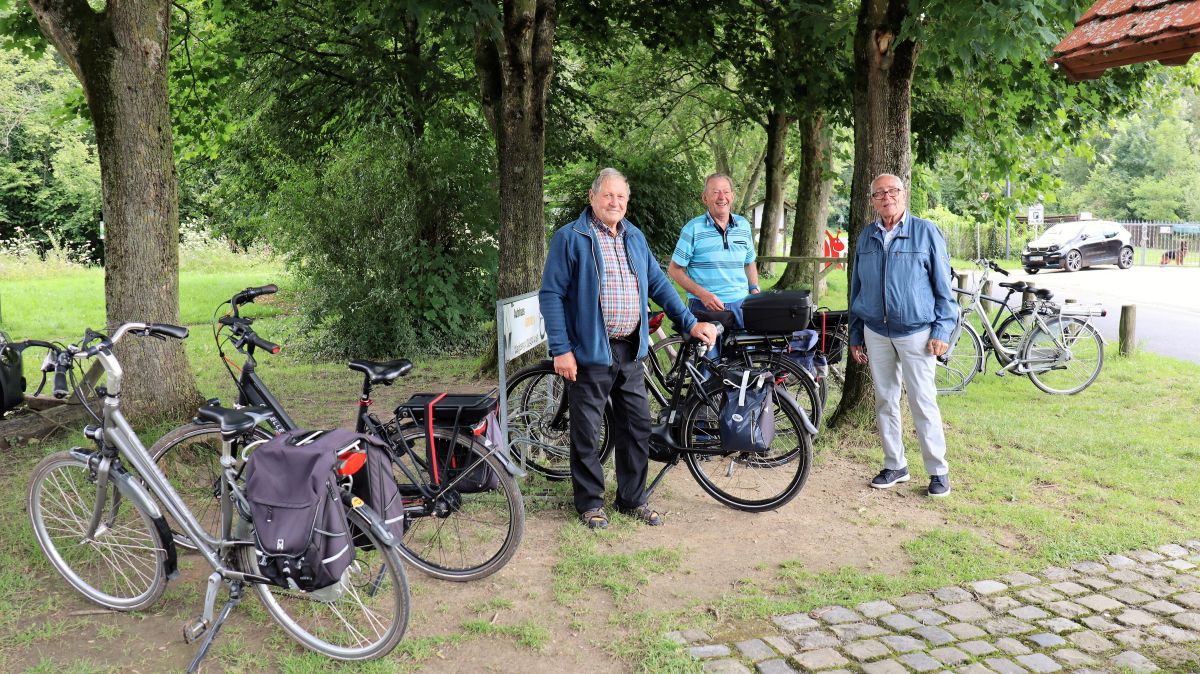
[
  {"left": 496, "top": 290, "right": 547, "bottom": 472},
  {"left": 1028, "top": 203, "right": 1044, "bottom": 238}
]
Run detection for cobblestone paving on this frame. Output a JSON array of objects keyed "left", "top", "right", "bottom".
[{"left": 668, "top": 542, "right": 1200, "bottom": 673}]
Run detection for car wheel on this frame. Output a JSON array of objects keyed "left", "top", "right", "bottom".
[
  {"left": 1117, "top": 246, "right": 1134, "bottom": 269},
  {"left": 1063, "top": 250, "right": 1082, "bottom": 272},
  {"left": 1024, "top": 267, "right": 1039, "bottom": 275}
]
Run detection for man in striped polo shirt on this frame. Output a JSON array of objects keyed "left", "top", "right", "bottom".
[{"left": 668, "top": 173, "right": 761, "bottom": 328}]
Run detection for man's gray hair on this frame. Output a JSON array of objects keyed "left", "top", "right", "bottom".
[
  {"left": 871, "top": 173, "right": 905, "bottom": 190},
  {"left": 591, "top": 167, "right": 629, "bottom": 193},
  {"left": 704, "top": 172, "right": 734, "bottom": 191}
]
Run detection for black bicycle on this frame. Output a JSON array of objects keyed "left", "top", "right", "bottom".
[
  {"left": 150, "top": 285, "right": 525, "bottom": 581},
  {"left": 510, "top": 324, "right": 812, "bottom": 511}
]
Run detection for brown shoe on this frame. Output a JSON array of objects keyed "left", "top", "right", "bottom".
[
  {"left": 580, "top": 508, "right": 609, "bottom": 530},
  {"left": 619, "top": 504, "right": 664, "bottom": 526}
]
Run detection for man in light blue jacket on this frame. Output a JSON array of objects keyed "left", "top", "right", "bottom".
[
  {"left": 848, "top": 173, "right": 957, "bottom": 497},
  {"left": 540, "top": 168, "right": 717, "bottom": 529}
]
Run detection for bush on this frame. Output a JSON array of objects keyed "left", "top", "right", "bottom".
[
  {"left": 264, "top": 126, "right": 497, "bottom": 358},
  {"left": 548, "top": 155, "right": 703, "bottom": 261}
]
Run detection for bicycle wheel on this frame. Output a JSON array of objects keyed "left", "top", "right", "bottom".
[
  {"left": 151, "top": 422, "right": 273, "bottom": 549},
  {"left": 646, "top": 334, "right": 684, "bottom": 407},
  {"left": 390, "top": 427, "right": 525, "bottom": 581},
  {"left": 243, "top": 507, "right": 409, "bottom": 660},
  {"left": 818, "top": 363, "right": 845, "bottom": 426},
  {"left": 28, "top": 451, "right": 167, "bottom": 611},
  {"left": 936, "top": 323, "right": 984, "bottom": 394},
  {"left": 1021, "top": 318, "right": 1104, "bottom": 395},
  {"left": 992, "top": 309, "right": 1035, "bottom": 366},
  {"left": 505, "top": 360, "right": 613, "bottom": 480},
  {"left": 681, "top": 385, "right": 812, "bottom": 512}
]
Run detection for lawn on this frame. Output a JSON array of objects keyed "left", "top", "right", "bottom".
[{"left": 1, "top": 254, "right": 1198, "bottom": 672}]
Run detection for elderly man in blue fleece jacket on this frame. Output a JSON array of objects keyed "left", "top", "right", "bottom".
[
  {"left": 540, "top": 167, "right": 718, "bottom": 530},
  {"left": 848, "top": 173, "right": 958, "bottom": 498}
]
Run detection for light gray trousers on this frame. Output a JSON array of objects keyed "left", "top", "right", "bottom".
[{"left": 863, "top": 326, "right": 949, "bottom": 477}]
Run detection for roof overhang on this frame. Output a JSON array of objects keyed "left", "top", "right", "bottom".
[{"left": 1050, "top": 0, "right": 1200, "bottom": 81}]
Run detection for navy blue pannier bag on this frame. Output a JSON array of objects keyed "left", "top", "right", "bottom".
[{"left": 718, "top": 368, "right": 776, "bottom": 453}]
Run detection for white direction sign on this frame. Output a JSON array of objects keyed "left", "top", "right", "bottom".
[
  {"left": 500, "top": 294, "right": 546, "bottom": 362},
  {"left": 1028, "top": 203, "right": 1044, "bottom": 226}
]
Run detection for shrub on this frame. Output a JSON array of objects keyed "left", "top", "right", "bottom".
[{"left": 264, "top": 126, "right": 497, "bottom": 358}]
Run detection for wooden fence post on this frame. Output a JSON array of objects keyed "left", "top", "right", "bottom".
[{"left": 1119, "top": 305, "right": 1136, "bottom": 356}]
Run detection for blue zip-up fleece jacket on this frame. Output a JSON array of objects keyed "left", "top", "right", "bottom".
[
  {"left": 848, "top": 213, "right": 957, "bottom": 347},
  {"left": 540, "top": 209, "right": 698, "bottom": 367}
]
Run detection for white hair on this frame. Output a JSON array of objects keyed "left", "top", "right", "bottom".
[
  {"left": 591, "top": 167, "right": 629, "bottom": 194},
  {"left": 871, "top": 173, "right": 905, "bottom": 190}
]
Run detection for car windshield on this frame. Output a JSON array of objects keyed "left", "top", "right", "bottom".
[{"left": 1040, "top": 223, "right": 1084, "bottom": 241}]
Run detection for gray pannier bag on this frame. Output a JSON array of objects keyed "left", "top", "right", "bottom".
[
  {"left": 718, "top": 369, "right": 776, "bottom": 453},
  {"left": 244, "top": 429, "right": 356, "bottom": 592}
]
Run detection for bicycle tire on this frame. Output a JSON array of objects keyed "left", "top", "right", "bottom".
[
  {"left": 389, "top": 427, "right": 525, "bottom": 581},
  {"left": 992, "top": 309, "right": 1035, "bottom": 366},
  {"left": 936, "top": 322, "right": 984, "bottom": 394},
  {"left": 28, "top": 451, "right": 168, "bottom": 611},
  {"left": 818, "top": 363, "right": 844, "bottom": 426},
  {"left": 150, "top": 421, "right": 274, "bottom": 549},
  {"left": 681, "top": 385, "right": 812, "bottom": 512},
  {"left": 1021, "top": 318, "right": 1104, "bottom": 395},
  {"left": 505, "top": 360, "right": 613, "bottom": 480}
]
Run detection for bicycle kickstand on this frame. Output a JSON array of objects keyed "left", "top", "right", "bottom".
[
  {"left": 185, "top": 572, "right": 243, "bottom": 673},
  {"left": 643, "top": 460, "right": 677, "bottom": 501}
]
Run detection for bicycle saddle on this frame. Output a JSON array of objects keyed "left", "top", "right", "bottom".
[
  {"left": 689, "top": 308, "right": 737, "bottom": 333},
  {"left": 348, "top": 358, "right": 413, "bottom": 385},
  {"left": 195, "top": 404, "right": 270, "bottom": 434},
  {"left": 998, "top": 281, "right": 1028, "bottom": 290}
]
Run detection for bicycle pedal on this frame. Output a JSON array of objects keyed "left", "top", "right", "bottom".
[{"left": 183, "top": 618, "right": 209, "bottom": 643}]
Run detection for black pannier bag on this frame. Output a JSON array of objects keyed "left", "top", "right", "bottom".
[
  {"left": 0, "top": 331, "right": 25, "bottom": 414},
  {"left": 741, "top": 289, "right": 813, "bottom": 333},
  {"left": 395, "top": 392, "right": 500, "bottom": 493},
  {"left": 347, "top": 433, "right": 406, "bottom": 548},
  {"left": 244, "top": 429, "right": 356, "bottom": 592},
  {"left": 718, "top": 368, "right": 776, "bottom": 453}
]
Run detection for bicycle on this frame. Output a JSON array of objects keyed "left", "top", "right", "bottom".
[
  {"left": 150, "top": 285, "right": 525, "bottom": 581},
  {"left": 20, "top": 324, "right": 409, "bottom": 671},
  {"left": 937, "top": 260, "right": 1106, "bottom": 395},
  {"left": 509, "top": 324, "right": 813, "bottom": 510}
]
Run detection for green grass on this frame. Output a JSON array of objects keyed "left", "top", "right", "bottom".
[
  {"left": 460, "top": 618, "right": 550, "bottom": 650},
  {"left": 551, "top": 522, "right": 683, "bottom": 605}
]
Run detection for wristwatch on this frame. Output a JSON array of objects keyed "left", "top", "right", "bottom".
[{"left": 748, "top": 284, "right": 760, "bottom": 292}]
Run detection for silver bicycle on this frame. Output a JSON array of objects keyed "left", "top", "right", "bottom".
[
  {"left": 938, "top": 260, "right": 1106, "bottom": 395},
  {"left": 19, "top": 323, "right": 409, "bottom": 671}
]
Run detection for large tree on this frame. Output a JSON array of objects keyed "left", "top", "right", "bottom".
[
  {"left": 25, "top": 0, "right": 199, "bottom": 418},
  {"left": 474, "top": 0, "right": 556, "bottom": 370}
]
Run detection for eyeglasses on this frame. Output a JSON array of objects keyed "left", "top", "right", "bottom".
[{"left": 870, "top": 187, "right": 903, "bottom": 200}]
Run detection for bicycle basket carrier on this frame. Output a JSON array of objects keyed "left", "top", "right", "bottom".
[{"left": 394, "top": 390, "right": 502, "bottom": 493}]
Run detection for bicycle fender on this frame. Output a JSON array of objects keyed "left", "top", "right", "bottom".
[
  {"left": 67, "top": 447, "right": 180, "bottom": 580},
  {"left": 489, "top": 438, "right": 528, "bottom": 479},
  {"left": 775, "top": 388, "right": 819, "bottom": 437},
  {"left": 341, "top": 492, "right": 397, "bottom": 548}
]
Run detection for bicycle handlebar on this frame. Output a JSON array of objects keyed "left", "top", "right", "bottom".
[{"left": 231, "top": 284, "right": 277, "bottom": 309}]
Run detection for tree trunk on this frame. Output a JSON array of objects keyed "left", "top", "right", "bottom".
[
  {"left": 474, "top": 0, "right": 556, "bottom": 375},
  {"left": 777, "top": 110, "right": 832, "bottom": 291},
  {"left": 829, "top": 0, "right": 919, "bottom": 427},
  {"left": 28, "top": 0, "right": 200, "bottom": 420},
  {"left": 755, "top": 111, "right": 793, "bottom": 277},
  {"left": 735, "top": 145, "right": 767, "bottom": 217}
]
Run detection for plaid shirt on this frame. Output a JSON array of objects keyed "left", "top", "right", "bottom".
[{"left": 590, "top": 212, "right": 641, "bottom": 338}]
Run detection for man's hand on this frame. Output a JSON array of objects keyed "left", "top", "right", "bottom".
[
  {"left": 690, "top": 322, "right": 718, "bottom": 346},
  {"left": 928, "top": 338, "right": 949, "bottom": 357},
  {"left": 698, "top": 289, "right": 725, "bottom": 311},
  {"left": 554, "top": 352, "right": 578, "bottom": 382},
  {"left": 850, "top": 345, "right": 868, "bottom": 365}
]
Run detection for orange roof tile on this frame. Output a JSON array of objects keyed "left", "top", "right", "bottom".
[{"left": 1051, "top": 0, "right": 1200, "bottom": 80}]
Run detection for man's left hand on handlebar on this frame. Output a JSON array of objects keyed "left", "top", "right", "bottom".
[
  {"left": 690, "top": 322, "right": 718, "bottom": 346},
  {"left": 928, "top": 339, "right": 949, "bottom": 357}
]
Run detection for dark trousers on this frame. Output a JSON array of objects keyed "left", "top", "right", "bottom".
[{"left": 567, "top": 339, "right": 651, "bottom": 514}]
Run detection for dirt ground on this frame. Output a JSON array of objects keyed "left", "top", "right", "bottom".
[{"left": 4, "top": 367, "right": 955, "bottom": 674}]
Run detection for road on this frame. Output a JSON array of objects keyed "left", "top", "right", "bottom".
[{"left": 960, "top": 265, "right": 1200, "bottom": 364}]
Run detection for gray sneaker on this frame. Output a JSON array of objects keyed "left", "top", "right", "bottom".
[
  {"left": 928, "top": 474, "right": 951, "bottom": 497},
  {"left": 870, "top": 467, "right": 910, "bottom": 489}
]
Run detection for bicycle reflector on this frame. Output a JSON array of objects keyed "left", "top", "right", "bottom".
[{"left": 335, "top": 440, "right": 367, "bottom": 476}]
